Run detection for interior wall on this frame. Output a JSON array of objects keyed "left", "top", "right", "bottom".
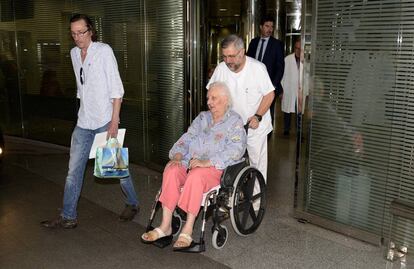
[{"left": 0, "top": 0, "right": 186, "bottom": 167}]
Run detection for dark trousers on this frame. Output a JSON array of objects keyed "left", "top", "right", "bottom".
[
  {"left": 284, "top": 112, "right": 302, "bottom": 134},
  {"left": 284, "top": 112, "right": 292, "bottom": 133}
]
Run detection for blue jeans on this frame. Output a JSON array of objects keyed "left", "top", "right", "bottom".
[{"left": 62, "top": 124, "right": 138, "bottom": 220}]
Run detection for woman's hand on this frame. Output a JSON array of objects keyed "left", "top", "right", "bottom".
[
  {"left": 166, "top": 159, "right": 182, "bottom": 168},
  {"left": 189, "top": 159, "right": 212, "bottom": 169},
  {"left": 165, "top": 153, "right": 183, "bottom": 168}
]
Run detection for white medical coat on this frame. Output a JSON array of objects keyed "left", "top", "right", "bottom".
[{"left": 281, "top": 53, "right": 304, "bottom": 113}]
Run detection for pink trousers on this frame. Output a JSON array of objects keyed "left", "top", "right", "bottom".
[{"left": 159, "top": 165, "right": 223, "bottom": 216}]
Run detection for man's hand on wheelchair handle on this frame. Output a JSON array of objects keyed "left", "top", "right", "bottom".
[{"left": 247, "top": 116, "right": 259, "bottom": 129}]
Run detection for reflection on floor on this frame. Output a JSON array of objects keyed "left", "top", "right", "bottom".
[{"left": 0, "top": 114, "right": 410, "bottom": 269}]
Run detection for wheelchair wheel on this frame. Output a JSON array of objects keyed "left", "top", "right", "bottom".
[
  {"left": 212, "top": 225, "right": 228, "bottom": 249},
  {"left": 172, "top": 212, "right": 183, "bottom": 236},
  {"left": 229, "top": 166, "right": 266, "bottom": 236}
]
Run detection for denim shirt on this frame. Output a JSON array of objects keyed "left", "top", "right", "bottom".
[{"left": 169, "top": 110, "right": 247, "bottom": 170}]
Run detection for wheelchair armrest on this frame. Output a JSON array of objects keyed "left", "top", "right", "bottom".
[{"left": 220, "top": 160, "right": 248, "bottom": 188}]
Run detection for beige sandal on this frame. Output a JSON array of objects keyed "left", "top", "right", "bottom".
[
  {"left": 173, "top": 233, "right": 193, "bottom": 249},
  {"left": 141, "top": 228, "right": 169, "bottom": 243}
]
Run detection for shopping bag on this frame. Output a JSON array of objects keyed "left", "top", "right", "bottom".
[{"left": 94, "top": 138, "right": 129, "bottom": 178}]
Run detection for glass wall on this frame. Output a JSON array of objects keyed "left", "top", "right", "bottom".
[
  {"left": 0, "top": 0, "right": 185, "bottom": 167},
  {"left": 297, "top": 0, "right": 414, "bottom": 246}
]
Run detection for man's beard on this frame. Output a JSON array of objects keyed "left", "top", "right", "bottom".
[{"left": 226, "top": 62, "right": 240, "bottom": 72}]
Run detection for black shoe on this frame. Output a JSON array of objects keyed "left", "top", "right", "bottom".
[
  {"left": 41, "top": 216, "right": 77, "bottom": 229},
  {"left": 119, "top": 204, "right": 139, "bottom": 222}
]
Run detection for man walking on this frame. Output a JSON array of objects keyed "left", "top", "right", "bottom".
[
  {"left": 247, "top": 15, "right": 284, "bottom": 123},
  {"left": 41, "top": 14, "right": 138, "bottom": 229},
  {"left": 207, "top": 35, "right": 274, "bottom": 182},
  {"left": 281, "top": 39, "right": 303, "bottom": 136}
]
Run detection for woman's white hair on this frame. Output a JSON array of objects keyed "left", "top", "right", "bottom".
[{"left": 208, "top": 81, "right": 233, "bottom": 109}]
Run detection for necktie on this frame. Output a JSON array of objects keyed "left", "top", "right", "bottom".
[{"left": 257, "top": 39, "right": 266, "bottom": 62}]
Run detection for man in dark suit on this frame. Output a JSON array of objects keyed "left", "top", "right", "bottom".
[{"left": 247, "top": 15, "right": 284, "bottom": 124}]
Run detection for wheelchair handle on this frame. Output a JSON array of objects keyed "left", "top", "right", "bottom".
[{"left": 244, "top": 122, "right": 250, "bottom": 133}]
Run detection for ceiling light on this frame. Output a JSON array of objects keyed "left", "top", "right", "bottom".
[{"left": 219, "top": 8, "right": 227, "bottom": 12}]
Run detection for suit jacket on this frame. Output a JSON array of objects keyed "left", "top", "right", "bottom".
[{"left": 247, "top": 36, "right": 285, "bottom": 95}]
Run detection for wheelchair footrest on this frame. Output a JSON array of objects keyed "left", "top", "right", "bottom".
[{"left": 153, "top": 235, "right": 173, "bottom": 248}]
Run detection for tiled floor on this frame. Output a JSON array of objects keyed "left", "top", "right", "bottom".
[{"left": 0, "top": 127, "right": 410, "bottom": 268}]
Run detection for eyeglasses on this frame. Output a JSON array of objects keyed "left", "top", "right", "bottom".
[
  {"left": 80, "top": 67, "right": 84, "bottom": 85},
  {"left": 221, "top": 49, "right": 243, "bottom": 61},
  {"left": 71, "top": 29, "right": 89, "bottom": 38}
]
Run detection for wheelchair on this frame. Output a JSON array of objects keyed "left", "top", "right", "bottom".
[{"left": 143, "top": 156, "right": 266, "bottom": 253}]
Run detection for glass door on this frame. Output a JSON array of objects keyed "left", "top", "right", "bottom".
[{"left": 197, "top": 0, "right": 255, "bottom": 112}]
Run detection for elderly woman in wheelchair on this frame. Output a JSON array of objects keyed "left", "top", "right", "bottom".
[{"left": 141, "top": 81, "right": 246, "bottom": 250}]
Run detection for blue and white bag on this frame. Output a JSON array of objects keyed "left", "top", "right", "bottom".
[{"left": 94, "top": 138, "right": 129, "bottom": 178}]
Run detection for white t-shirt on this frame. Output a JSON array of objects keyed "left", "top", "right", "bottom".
[
  {"left": 71, "top": 42, "right": 124, "bottom": 130},
  {"left": 207, "top": 56, "right": 275, "bottom": 135}
]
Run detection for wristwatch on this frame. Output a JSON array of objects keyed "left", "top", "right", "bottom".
[{"left": 254, "top": 114, "right": 262, "bottom": 122}]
